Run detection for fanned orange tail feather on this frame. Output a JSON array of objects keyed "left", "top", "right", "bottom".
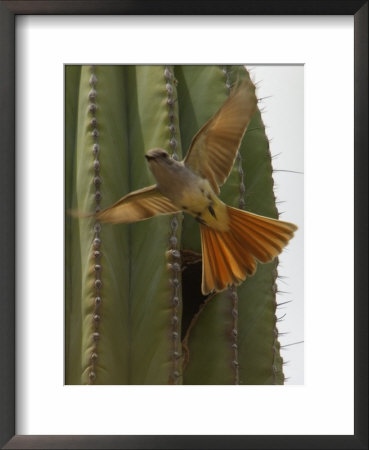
[{"left": 200, "top": 206, "right": 297, "bottom": 295}]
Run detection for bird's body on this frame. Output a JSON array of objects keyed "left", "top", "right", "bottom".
[
  {"left": 147, "top": 150, "right": 229, "bottom": 232},
  {"left": 84, "top": 78, "right": 297, "bottom": 295}
]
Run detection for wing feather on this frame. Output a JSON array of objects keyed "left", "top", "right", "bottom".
[
  {"left": 184, "top": 78, "right": 257, "bottom": 193},
  {"left": 96, "top": 185, "right": 179, "bottom": 224}
]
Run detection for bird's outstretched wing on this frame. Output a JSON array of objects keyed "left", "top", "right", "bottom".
[
  {"left": 96, "top": 185, "right": 180, "bottom": 224},
  {"left": 183, "top": 78, "right": 257, "bottom": 194}
]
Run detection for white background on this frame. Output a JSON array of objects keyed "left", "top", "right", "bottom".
[{"left": 16, "top": 16, "right": 353, "bottom": 435}]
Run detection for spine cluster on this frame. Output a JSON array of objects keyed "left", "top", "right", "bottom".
[
  {"left": 223, "top": 66, "right": 240, "bottom": 384},
  {"left": 164, "top": 66, "right": 183, "bottom": 384},
  {"left": 88, "top": 66, "right": 103, "bottom": 385}
]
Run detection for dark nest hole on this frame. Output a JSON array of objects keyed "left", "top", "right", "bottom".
[{"left": 180, "top": 250, "right": 210, "bottom": 339}]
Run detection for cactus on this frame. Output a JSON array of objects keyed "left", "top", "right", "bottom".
[{"left": 65, "top": 65, "right": 284, "bottom": 385}]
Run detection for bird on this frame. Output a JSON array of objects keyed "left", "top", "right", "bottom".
[{"left": 85, "top": 78, "right": 298, "bottom": 295}]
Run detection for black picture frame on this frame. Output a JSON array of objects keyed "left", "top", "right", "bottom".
[{"left": 0, "top": 1, "right": 367, "bottom": 449}]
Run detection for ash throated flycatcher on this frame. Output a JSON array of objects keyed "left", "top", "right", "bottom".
[{"left": 86, "top": 79, "right": 297, "bottom": 295}]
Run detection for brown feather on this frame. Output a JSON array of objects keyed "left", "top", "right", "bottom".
[
  {"left": 214, "top": 231, "right": 244, "bottom": 284},
  {"left": 230, "top": 215, "right": 284, "bottom": 254},
  {"left": 221, "top": 231, "right": 256, "bottom": 276},
  {"left": 199, "top": 206, "right": 297, "bottom": 294},
  {"left": 96, "top": 185, "right": 179, "bottom": 224},
  {"left": 228, "top": 206, "right": 296, "bottom": 259},
  {"left": 184, "top": 78, "right": 257, "bottom": 194},
  {"left": 229, "top": 219, "right": 274, "bottom": 262},
  {"left": 201, "top": 225, "right": 216, "bottom": 294},
  {"left": 205, "top": 231, "right": 225, "bottom": 291},
  {"left": 209, "top": 229, "right": 240, "bottom": 289}
]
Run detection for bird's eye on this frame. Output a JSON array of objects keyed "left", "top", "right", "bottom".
[{"left": 161, "top": 152, "right": 168, "bottom": 158}]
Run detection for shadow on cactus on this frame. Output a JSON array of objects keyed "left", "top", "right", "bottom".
[{"left": 65, "top": 64, "right": 297, "bottom": 385}]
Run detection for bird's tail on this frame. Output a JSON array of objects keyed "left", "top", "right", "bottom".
[{"left": 199, "top": 206, "right": 297, "bottom": 295}]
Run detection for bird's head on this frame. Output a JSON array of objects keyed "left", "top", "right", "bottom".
[
  {"left": 145, "top": 148, "right": 180, "bottom": 184},
  {"left": 145, "top": 148, "right": 178, "bottom": 170},
  {"left": 145, "top": 148, "right": 171, "bottom": 163}
]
